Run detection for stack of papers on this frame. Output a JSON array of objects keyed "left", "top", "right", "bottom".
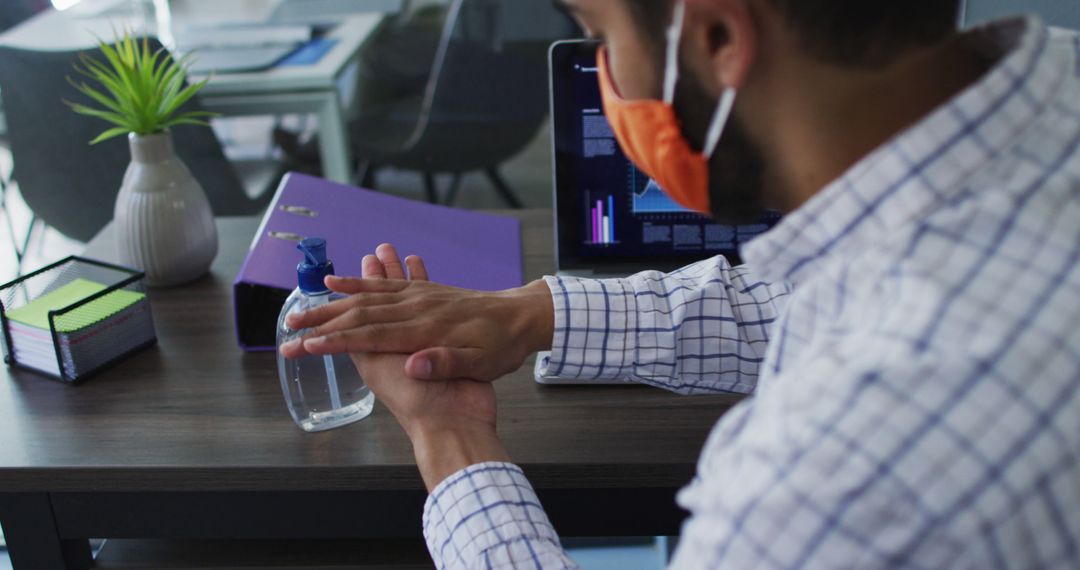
[
  {"left": 269, "top": 0, "right": 403, "bottom": 26},
  {"left": 175, "top": 25, "right": 313, "bottom": 51},
  {"left": 177, "top": 25, "right": 313, "bottom": 75},
  {"left": 5, "top": 279, "right": 155, "bottom": 380}
]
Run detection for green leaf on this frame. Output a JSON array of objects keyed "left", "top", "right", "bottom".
[
  {"left": 68, "top": 79, "right": 125, "bottom": 115},
  {"left": 67, "top": 29, "right": 213, "bottom": 140},
  {"left": 95, "top": 40, "right": 136, "bottom": 95},
  {"left": 68, "top": 103, "right": 133, "bottom": 128},
  {"left": 157, "top": 52, "right": 193, "bottom": 110},
  {"left": 160, "top": 117, "right": 212, "bottom": 129},
  {"left": 75, "top": 55, "right": 127, "bottom": 98},
  {"left": 148, "top": 47, "right": 172, "bottom": 92},
  {"left": 89, "top": 127, "right": 131, "bottom": 145},
  {"left": 159, "top": 77, "right": 209, "bottom": 120}
]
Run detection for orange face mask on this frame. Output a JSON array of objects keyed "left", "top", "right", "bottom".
[{"left": 596, "top": 1, "right": 737, "bottom": 215}]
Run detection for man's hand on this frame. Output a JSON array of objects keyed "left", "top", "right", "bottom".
[
  {"left": 279, "top": 244, "right": 554, "bottom": 383},
  {"left": 341, "top": 245, "right": 511, "bottom": 491}
]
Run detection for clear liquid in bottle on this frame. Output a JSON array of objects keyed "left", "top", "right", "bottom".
[{"left": 276, "top": 238, "right": 374, "bottom": 432}]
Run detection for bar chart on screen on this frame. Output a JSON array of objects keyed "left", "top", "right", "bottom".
[{"left": 588, "top": 193, "right": 617, "bottom": 245}]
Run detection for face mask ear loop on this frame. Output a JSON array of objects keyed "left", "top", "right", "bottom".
[
  {"left": 662, "top": 0, "right": 687, "bottom": 105},
  {"left": 703, "top": 87, "right": 737, "bottom": 158}
]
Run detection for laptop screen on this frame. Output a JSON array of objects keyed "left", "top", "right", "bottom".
[{"left": 550, "top": 40, "right": 779, "bottom": 273}]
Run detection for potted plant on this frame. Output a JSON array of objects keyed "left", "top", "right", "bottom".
[{"left": 67, "top": 33, "right": 219, "bottom": 287}]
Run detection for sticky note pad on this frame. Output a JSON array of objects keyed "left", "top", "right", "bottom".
[{"left": 5, "top": 278, "right": 146, "bottom": 333}]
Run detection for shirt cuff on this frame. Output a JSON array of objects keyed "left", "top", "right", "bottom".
[
  {"left": 423, "top": 462, "right": 561, "bottom": 569},
  {"left": 541, "top": 274, "right": 639, "bottom": 380}
]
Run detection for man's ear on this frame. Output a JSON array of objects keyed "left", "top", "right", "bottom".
[{"left": 684, "top": 0, "right": 757, "bottom": 92}]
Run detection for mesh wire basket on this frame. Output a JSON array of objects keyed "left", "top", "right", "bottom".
[{"left": 0, "top": 256, "right": 157, "bottom": 383}]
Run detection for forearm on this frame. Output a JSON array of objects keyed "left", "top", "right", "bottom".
[
  {"left": 410, "top": 421, "right": 578, "bottom": 569},
  {"left": 410, "top": 421, "right": 512, "bottom": 492},
  {"left": 422, "top": 461, "right": 579, "bottom": 570},
  {"left": 542, "top": 257, "right": 791, "bottom": 394},
  {"left": 502, "top": 278, "right": 555, "bottom": 354}
]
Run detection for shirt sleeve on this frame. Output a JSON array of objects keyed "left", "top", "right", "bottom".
[
  {"left": 542, "top": 256, "right": 791, "bottom": 395},
  {"left": 423, "top": 462, "right": 579, "bottom": 570}
]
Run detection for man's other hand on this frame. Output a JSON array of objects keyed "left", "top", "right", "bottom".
[
  {"left": 332, "top": 244, "right": 511, "bottom": 491},
  {"left": 278, "top": 243, "right": 554, "bottom": 383}
]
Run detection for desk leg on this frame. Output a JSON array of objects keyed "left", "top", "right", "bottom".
[
  {"left": 0, "top": 494, "right": 91, "bottom": 570},
  {"left": 317, "top": 91, "right": 353, "bottom": 185}
]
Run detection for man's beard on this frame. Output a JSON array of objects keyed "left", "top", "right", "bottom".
[{"left": 672, "top": 61, "right": 769, "bottom": 225}]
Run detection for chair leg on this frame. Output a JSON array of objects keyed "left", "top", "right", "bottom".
[
  {"left": 10, "top": 214, "right": 37, "bottom": 276},
  {"left": 443, "top": 173, "right": 464, "bottom": 206},
  {"left": 422, "top": 172, "right": 439, "bottom": 204},
  {"left": 355, "top": 160, "right": 379, "bottom": 190},
  {"left": 485, "top": 167, "right": 524, "bottom": 209},
  {"left": 2, "top": 182, "right": 28, "bottom": 263}
]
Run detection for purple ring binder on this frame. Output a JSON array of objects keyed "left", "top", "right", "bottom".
[{"left": 233, "top": 173, "right": 524, "bottom": 351}]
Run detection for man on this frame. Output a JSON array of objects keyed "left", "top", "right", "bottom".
[{"left": 281, "top": 0, "right": 1080, "bottom": 567}]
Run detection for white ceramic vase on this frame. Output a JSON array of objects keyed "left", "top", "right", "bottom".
[{"left": 115, "top": 132, "right": 218, "bottom": 287}]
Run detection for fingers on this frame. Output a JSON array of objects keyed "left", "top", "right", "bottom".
[
  {"left": 364, "top": 242, "right": 427, "bottom": 282},
  {"left": 279, "top": 337, "right": 312, "bottom": 359},
  {"left": 285, "top": 244, "right": 427, "bottom": 357},
  {"left": 405, "top": 347, "right": 496, "bottom": 382},
  {"left": 289, "top": 244, "right": 427, "bottom": 331},
  {"left": 376, "top": 243, "right": 406, "bottom": 280},
  {"left": 285, "top": 289, "right": 401, "bottom": 330},
  {"left": 362, "top": 254, "right": 387, "bottom": 279},
  {"left": 324, "top": 276, "right": 408, "bottom": 295},
  {"left": 305, "top": 300, "right": 417, "bottom": 340},
  {"left": 405, "top": 255, "right": 429, "bottom": 281},
  {"left": 301, "top": 323, "right": 419, "bottom": 355}
]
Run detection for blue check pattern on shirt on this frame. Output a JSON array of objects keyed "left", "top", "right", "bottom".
[{"left": 423, "top": 18, "right": 1080, "bottom": 569}]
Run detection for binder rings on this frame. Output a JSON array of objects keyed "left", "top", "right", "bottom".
[{"left": 233, "top": 173, "right": 524, "bottom": 351}]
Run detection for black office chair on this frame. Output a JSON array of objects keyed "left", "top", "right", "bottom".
[
  {"left": 350, "top": 0, "right": 572, "bottom": 207},
  {"left": 0, "top": 0, "right": 45, "bottom": 33},
  {"left": 0, "top": 1, "right": 51, "bottom": 267},
  {"left": 274, "top": 3, "right": 447, "bottom": 169},
  {"left": 0, "top": 39, "right": 273, "bottom": 249}
]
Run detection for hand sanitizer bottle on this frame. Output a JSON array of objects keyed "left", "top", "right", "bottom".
[{"left": 276, "top": 238, "right": 374, "bottom": 432}]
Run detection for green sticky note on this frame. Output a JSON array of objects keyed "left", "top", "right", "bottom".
[{"left": 5, "top": 278, "right": 146, "bottom": 333}]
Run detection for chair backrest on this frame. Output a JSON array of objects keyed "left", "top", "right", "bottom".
[
  {"left": 401, "top": 0, "right": 573, "bottom": 150},
  {"left": 0, "top": 39, "right": 261, "bottom": 243},
  {"left": 0, "top": 0, "right": 45, "bottom": 34}
]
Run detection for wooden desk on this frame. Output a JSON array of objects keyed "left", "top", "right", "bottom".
[{"left": 0, "top": 214, "right": 742, "bottom": 569}]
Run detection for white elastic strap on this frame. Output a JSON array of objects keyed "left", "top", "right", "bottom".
[
  {"left": 662, "top": 0, "right": 687, "bottom": 104},
  {"left": 703, "top": 88, "right": 737, "bottom": 158}
]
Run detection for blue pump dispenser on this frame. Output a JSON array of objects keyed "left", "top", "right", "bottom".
[{"left": 296, "top": 238, "right": 335, "bottom": 294}]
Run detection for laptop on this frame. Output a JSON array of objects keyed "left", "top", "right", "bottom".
[
  {"left": 537, "top": 40, "right": 780, "bottom": 383},
  {"left": 548, "top": 39, "right": 779, "bottom": 280}
]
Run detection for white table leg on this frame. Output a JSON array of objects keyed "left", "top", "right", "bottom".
[
  {"left": 198, "top": 90, "right": 354, "bottom": 185},
  {"left": 316, "top": 91, "right": 353, "bottom": 185}
]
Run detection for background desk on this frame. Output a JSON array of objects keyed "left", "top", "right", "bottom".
[
  {"left": 0, "top": 214, "right": 743, "bottom": 569},
  {"left": 0, "top": 1, "right": 389, "bottom": 184}
]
